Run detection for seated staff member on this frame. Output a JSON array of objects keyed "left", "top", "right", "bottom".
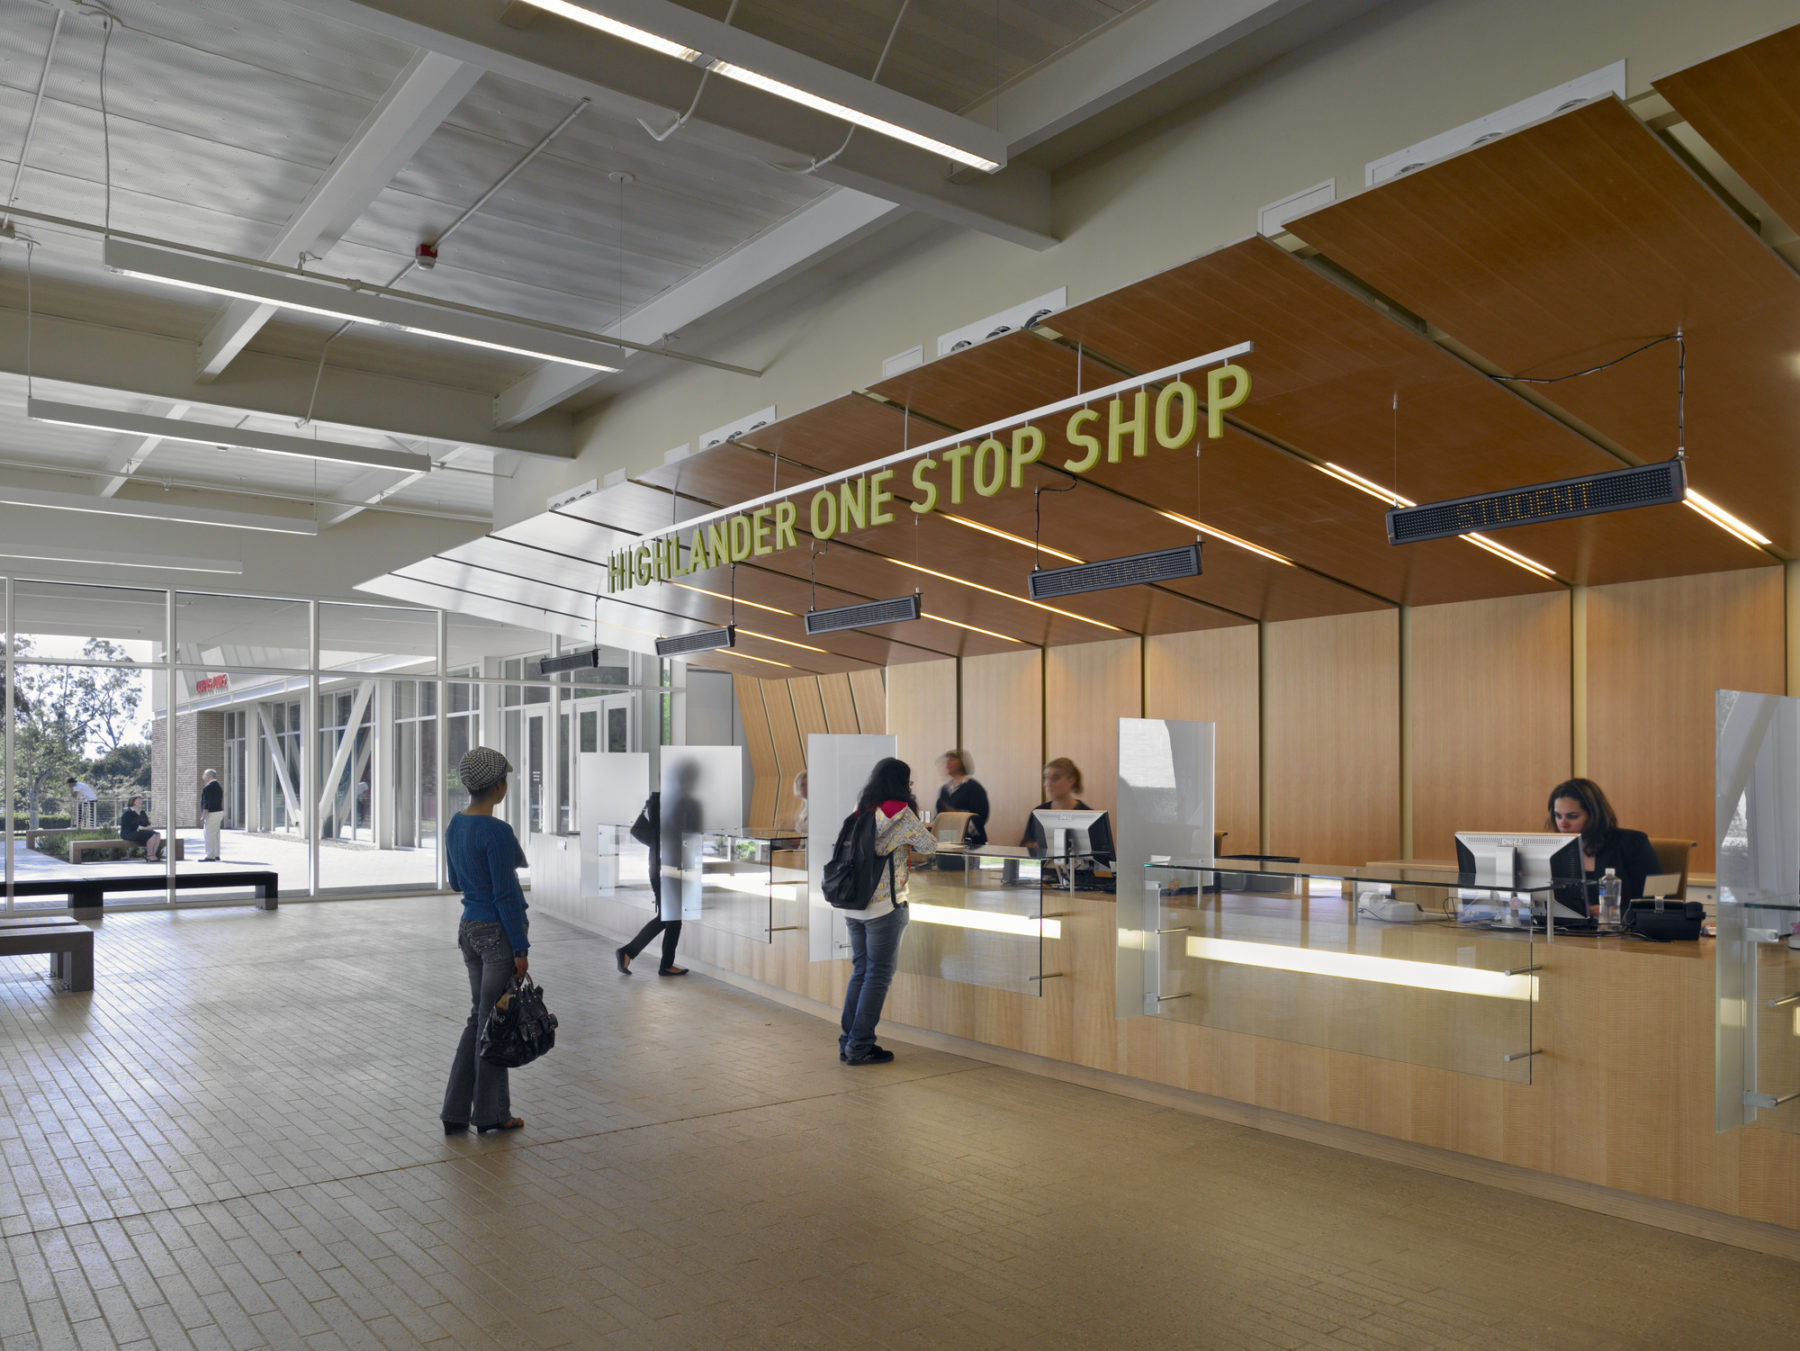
[
  {"left": 933, "top": 749, "right": 990, "bottom": 847},
  {"left": 1021, "top": 757, "right": 1115, "bottom": 865},
  {"left": 1546, "top": 777, "right": 1661, "bottom": 909}
]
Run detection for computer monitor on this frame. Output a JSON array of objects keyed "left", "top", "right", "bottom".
[
  {"left": 1453, "top": 831, "right": 1589, "bottom": 923},
  {"left": 1030, "top": 809, "right": 1107, "bottom": 865}
]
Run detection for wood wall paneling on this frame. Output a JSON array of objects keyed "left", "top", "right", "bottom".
[
  {"left": 763, "top": 681, "right": 805, "bottom": 830},
  {"left": 885, "top": 660, "right": 957, "bottom": 788},
  {"left": 1045, "top": 637, "right": 1143, "bottom": 817},
  {"left": 1586, "top": 568, "right": 1785, "bottom": 873},
  {"left": 1265, "top": 609, "right": 1401, "bottom": 864},
  {"left": 789, "top": 677, "right": 828, "bottom": 743},
  {"left": 1144, "top": 626, "right": 1261, "bottom": 857},
  {"left": 850, "top": 668, "right": 888, "bottom": 734},
  {"left": 733, "top": 674, "right": 779, "bottom": 828},
  {"left": 959, "top": 649, "right": 1044, "bottom": 847},
  {"left": 1409, "top": 592, "right": 1572, "bottom": 860},
  {"left": 820, "top": 673, "right": 859, "bottom": 733}
]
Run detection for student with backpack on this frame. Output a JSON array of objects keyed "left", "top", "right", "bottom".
[{"left": 825, "top": 757, "right": 936, "bottom": 1065}]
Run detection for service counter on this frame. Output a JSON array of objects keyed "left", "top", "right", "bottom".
[{"left": 533, "top": 834, "right": 1800, "bottom": 1237}]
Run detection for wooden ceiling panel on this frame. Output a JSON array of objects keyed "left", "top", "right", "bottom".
[
  {"left": 733, "top": 393, "right": 928, "bottom": 472},
  {"left": 1656, "top": 24, "right": 1800, "bottom": 247},
  {"left": 1291, "top": 96, "right": 1800, "bottom": 555}
]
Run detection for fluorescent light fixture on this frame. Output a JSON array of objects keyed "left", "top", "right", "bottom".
[
  {"left": 1186, "top": 936, "right": 1534, "bottom": 1001},
  {"left": 655, "top": 624, "right": 735, "bottom": 657},
  {"left": 537, "top": 648, "right": 601, "bottom": 676},
  {"left": 0, "top": 484, "right": 317, "bottom": 534},
  {"left": 926, "top": 615, "right": 1023, "bottom": 644},
  {"left": 1157, "top": 511, "right": 1294, "bottom": 566},
  {"left": 28, "top": 398, "right": 429, "bottom": 474},
  {"left": 909, "top": 902, "right": 1062, "bottom": 940},
  {"left": 1317, "top": 462, "right": 1554, "bottom": 579},
  {"left": 515, "top": 0, "right": 1006, "bottom": 173},
  {"left": 737, "top": 627, "right": 827, "bottom": 654},
  {"left": 1027, "top": 543, "right": 1202, "bottom": 600},
  {"left": 889, "top": 557, "right": 1122, "bottom": 631},
  {"left": 667, "top": 580, "right": 795, "bottom": 616},
  {"left": 1685, "top": 490, "right": 1772, "bottom": 549},
  {"left": 804, "top": 593, "right": 921, "bottom": 634},
  {"left": 105, "top": 239, "right": 620, "bottom": 373},
  {"left": 942, "top": 513, "right": 1083, "bottom": 564},
  {"left": 0, "top": 545, "right": 244, "bottom": 574}
]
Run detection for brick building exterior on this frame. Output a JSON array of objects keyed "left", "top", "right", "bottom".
[{"left": 150, "top": 711, "right": 226, "bottom": 829}]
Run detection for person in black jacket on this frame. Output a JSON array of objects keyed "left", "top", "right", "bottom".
[
  {"left": 199, "top": 769, "right": 225, "bottom": 861},
  {"left": 118, "top": 795, "right": 165, "bottom": 863},
  {"left": 615, "top": 789, "right": 687, "bottom": 976},
  {"left": 933, "top": 749, "right": 990, "bottom": 848},
  {"left": 1546, "top": 777, "right": 1661, "bottom": 909}
]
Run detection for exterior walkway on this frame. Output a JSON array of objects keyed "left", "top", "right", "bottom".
[{"left": 0, "top": 895, "right": 1795, "bottom": 1350}]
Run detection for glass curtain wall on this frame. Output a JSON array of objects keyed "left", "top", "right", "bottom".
[{"left": 4, "top": 579, "right": 584, "bottom": 911}]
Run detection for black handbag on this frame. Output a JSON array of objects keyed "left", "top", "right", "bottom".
[{"left": 479, "top": 975, "right": 559, "bottom": 1067}]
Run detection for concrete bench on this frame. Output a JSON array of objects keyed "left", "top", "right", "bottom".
[
  {"left": 9, "top": 870, "right": 277, "bottom": 917},
  {"left": 70, "top": 838, "right": 186, "bottom": 865},
  {"left": 0, "top": 918, "right": 94, "bottom": 991}
]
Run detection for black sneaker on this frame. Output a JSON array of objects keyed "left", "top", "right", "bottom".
[{"left": 845, "top": 1047, "right": 894, "bottom": 1065}]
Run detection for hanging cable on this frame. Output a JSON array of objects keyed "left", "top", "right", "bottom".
[
  {"left": 3, "top": 8, "right": 64, "bottom": 234},
  {"left": 809, "top": 541, "right": 829, "bottom": 612},
  {"left": 98, "top": 13, "right": 115, "bottom": 236},
  {"left": 1032, "top": 479, "right": 1078, "bottom": 572},
  {"left": 1491, "top": 330, "right": 1685, "bottom": 459},
  {"left": 766, "top": 0, "right": 911, "bottom": 175}
]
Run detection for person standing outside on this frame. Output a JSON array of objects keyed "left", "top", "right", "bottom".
[
  {"left": 67, "top": 778, "right": 97, "bottom": 829},
  {"left": 839, "top": 757, "right": 936, "bottom": 1066},
  {"left": 118, "top": 795, "right": 164, "bottom": 863},
  {"left": 199, "top": 769, "right": 225, "bottom": 861},
  {"left": 441, "top": 746, "right": 529, "bottom": 1136}
]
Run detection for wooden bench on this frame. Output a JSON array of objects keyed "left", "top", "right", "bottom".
[
  {"left": 0, "top": 917, "right": 94, "bottom": 991},
  {"left": 70, "top": 838, "right": 185, "bottom": 865},
  {"left": 9, "top": 870, "right": 278, "bottom": 917}
]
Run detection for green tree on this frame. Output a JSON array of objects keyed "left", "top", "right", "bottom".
[{"left": 7, "top": 638, "right": 150, "bottom": 828}]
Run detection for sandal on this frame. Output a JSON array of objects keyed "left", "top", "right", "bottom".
[
  {"left": 476, "top": 1118, "right": 523, "bottom": 1134},
  {"left": 658, "top": 966, "right": 688, "bottom": 976}
]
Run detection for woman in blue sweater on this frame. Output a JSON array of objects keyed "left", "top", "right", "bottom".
[{"left": 441, "top": 746, "right": 530, "bottom": 1136}]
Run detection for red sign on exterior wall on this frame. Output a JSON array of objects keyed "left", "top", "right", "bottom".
[{"left": 195, "top": 674, "right": 229, "bottom": 695}]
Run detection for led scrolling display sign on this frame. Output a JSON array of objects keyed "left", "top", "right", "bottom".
[
  {"left": 600, "top": 362, "right": 1253, "bottom": 594},
  {"left": 1386, "top": 461, "right": 1690, "bottom": 545}
]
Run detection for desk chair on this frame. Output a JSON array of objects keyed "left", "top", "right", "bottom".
[{"left": 1647, "top": 838, "right": 1696, "bottom": 899}]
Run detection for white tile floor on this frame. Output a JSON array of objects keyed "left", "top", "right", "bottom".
[{"left": 0, "top": 895, "right": 1796, "bottom": 1349}]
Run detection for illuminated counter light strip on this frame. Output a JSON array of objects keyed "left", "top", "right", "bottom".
[
  {"left": 701, "top": 869, "right": 802, "bottom": 903},
  {"left": 909, "top": 902, "right": 1062, "bottom": 940},
  {"left": 1185, "top": 935, "right": 1534, "bottom": 1000}
]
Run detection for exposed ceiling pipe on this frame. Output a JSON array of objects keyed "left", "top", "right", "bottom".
[{"left": 2, "top": 8, "right": 64, "bottom": 234}]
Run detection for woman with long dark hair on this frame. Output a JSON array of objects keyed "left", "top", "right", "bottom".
[
  {"left": 838, "top": 756, "right": 935, "bottom": 1065},
  {"left": 1545, "top": 777, "right": 1661, "bottom": 908}
]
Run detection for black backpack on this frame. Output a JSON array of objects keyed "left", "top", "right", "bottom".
[{"left": 821, "top": 808, "right": 895, "bottom": 911}]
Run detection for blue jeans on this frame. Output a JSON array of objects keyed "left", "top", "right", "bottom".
[
  {"left": 839, "top": 905, "right": 909, "bottom": 1061},
  {"left": 442, "top": 921, "right": 514, "bottom": 1128}
]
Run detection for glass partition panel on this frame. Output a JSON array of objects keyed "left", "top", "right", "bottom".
[
  {"left": 691, "top": 831, "right": 806, "bottom": 942},
  {"left": 902, "top": 851, "right": 1054, "bottom": 994},
  {"left": 1145, "top": 862, "right": 1538, "bottom": 1082},
  {"left": 169, "top": 668, "right": 311, "bottom": 903},
  {"left": 1715, "top": 690, "right": 1800, "bottom": 1132},
  {"left": 11, "top": 580, "right": 167, "bottom": 666},
  {"left": 175, "top": 591, "right": 309, "bottom": 670},
  {"left": 319, "top": 602, "right": 437, "bottom": 675},
  {"left": 316, "top": 677, "right": 437, "bottom": 894}
]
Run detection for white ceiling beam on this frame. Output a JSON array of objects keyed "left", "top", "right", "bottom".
[
  {"left": 0, "top": 307, "right": 573, "bottom": 460},
  {"left": 195, "top": 51, "right": 483, "bottom": 381},
  {"left": 277, "top": 0, "right": 1055, "bottom": 249},
  {"left": 0, "top": 481, "right": 319, "bottom": 534},
  {"left": 96, "top": 399, "right": 188, "bottom": 497},
  {"left": 495, "top": 187, "right": 898, "bottom": 427}
]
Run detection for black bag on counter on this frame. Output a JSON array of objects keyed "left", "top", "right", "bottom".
[{"left": 480, "top": 975, "right": 559, "bottom": 1067}]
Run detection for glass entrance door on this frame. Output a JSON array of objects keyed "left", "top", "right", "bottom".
[{"left": 525, "top": 710, "right": 546, "bottom": 836}]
